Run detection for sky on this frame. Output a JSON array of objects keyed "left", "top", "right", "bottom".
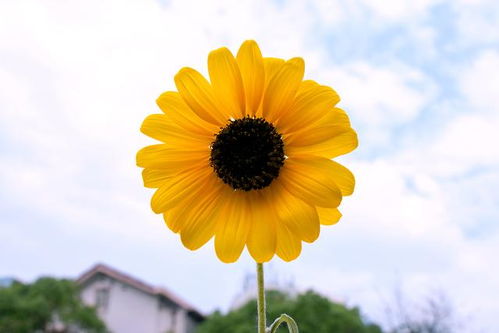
[{"left": 1, "top": 0, "right": 498, "bottom": 331}]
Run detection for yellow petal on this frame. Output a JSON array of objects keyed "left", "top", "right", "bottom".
[
  {"left": 151, "top": 167, "right": 211, "bottom": 213},
  {"left": 156, "top": 91, "right": 218, "bottom": 136},
  {"left": 286, "top": 125, "right": 348, "bottom": 146},
  {"left": 262, "top": 57, "right": 305, "bottom": 122},
  {"left": 180, "top": 201, "right": 219, "bottom": 250},
  {"left": 140, "top": 114, "right": 210, "bottom": 147},
  {"left": 276, "top": 223, "right": 302, "bottom": 262},
  {"left": 286, "top": 156, "right": 354, "bottom": 196},
  {"left": 263, "top": 57, "right": 285, "bottom": 89},
  {"left": 215, "top": 191, "right": 251, "bottom": 263},
  {"left": 279, "top": 157, "right": 342, "bottom": 208},
  {"left": 269, "top": 180, "right": 320, "bottom": 243},
  {"left": 313, "top": 107, "right": 352, "bottom": 128},
  {"left": 285, "top": 128, "right": 358, "bottom": 159},
  {"left": 316, "top": 207, "right": 342, "bottom": 225},
  {"left": 163, "top": 212, "right": 180, "bottom": 233},
  {"left": 208, "top": 47, "right": 245, "bottom": 118},
  {"left": 237, "top": 40, "right": 265, "bottom": 116},
  {"left": 136, "top": 144, "right": 208, "bottom": 171},
  {"left": 179, "top": 177, "right": 226, "bottom": 250},
  {"left": 164, "top": 173, "right": 223, "bottom": 234},
  {"left": 277, "top": 81, "right": 340, "bottom": 134},
  {"left": 142, "top": 168, "right": 171, "bottom": 188},
  {"left": 327, "top": 160, "right": 355, "bottom": 196},
  {"left": 257, "top": 57, "right": 284, "bottom": 117},
  {"left": 174, "top": 67, "right": 228, "bottom": 126},
  {"left": 246, "top": 191, "right": 276, "bottom": 263}
]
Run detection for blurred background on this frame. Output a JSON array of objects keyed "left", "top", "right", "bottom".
[{"left": 1, "top": 0, "right": 498, "bottom": 332}]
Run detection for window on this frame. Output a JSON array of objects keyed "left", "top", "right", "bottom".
[{"left": 95, "top": 288, "right": 110, "bottom": 310}]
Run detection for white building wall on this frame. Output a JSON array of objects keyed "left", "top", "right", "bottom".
[
  {"left": 184, "top": 314, "right": 199, "bottom": 333},
  {"left": 174, "top": 308, "right": 186, "bottom": 333},
  {"left": 157, "top": 302, "right": 176, "bottom": 333},
  {"left": 80, "top": 276, "right": 177, "bottom": 333}
]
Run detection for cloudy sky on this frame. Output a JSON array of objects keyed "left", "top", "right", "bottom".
[{"left": 1, "top": 0, "right": 498, "bottom": 331}]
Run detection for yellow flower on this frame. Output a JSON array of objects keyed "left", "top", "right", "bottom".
[{"left": 137, "top": 40, "right": 358, "bottom": 263}]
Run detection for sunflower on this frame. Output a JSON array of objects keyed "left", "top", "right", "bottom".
[{"left": 137, "top": 40, "right": 358, "bottom": 263}]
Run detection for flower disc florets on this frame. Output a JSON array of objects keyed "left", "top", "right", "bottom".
[{"left": 210, "top": 117, "right": 285, "bottom": 191}]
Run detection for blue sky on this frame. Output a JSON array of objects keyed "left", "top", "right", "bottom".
[{"left": 1, "top": 0, "right": 499, "bottom": 331}]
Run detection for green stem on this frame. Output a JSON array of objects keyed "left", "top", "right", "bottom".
[{"left": 257, "top": 263, "right": 266, "bottom": 333}]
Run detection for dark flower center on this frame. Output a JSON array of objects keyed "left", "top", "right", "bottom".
[{"left": 210, "top": 117, "right": 285, "bottom": 191}]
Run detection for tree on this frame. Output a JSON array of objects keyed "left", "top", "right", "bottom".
[
  {"left": 196, "top": 290, "right": 383, "bottom": 333},
  {"left": 385, "top": 288, "right": 463, "bottom": 333},
  {"left": 0, "top": 277, "right": 106, "bottom": 333}
]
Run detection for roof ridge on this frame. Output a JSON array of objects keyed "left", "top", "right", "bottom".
[{"left": 76, "top": 263, "right": 203, "bottom": 318}]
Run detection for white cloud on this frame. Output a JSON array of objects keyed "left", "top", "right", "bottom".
[
  {"left": 430, "top": 113, "right": 499, "bottom": 173},
  {"left": 316, "top": 62, "right": 437, "bottom": 145},
  {"left": 362, "top": 0, "right": 443, "bottom": 21},
  {"left": 311, "top": 0, "right": 443, "bottom": 24},
  {"left": 454, "top": 0, "right": 499, "bottom": 45},
  {"left": 458, "top": 50, "right": 499, "bottom": 112}
]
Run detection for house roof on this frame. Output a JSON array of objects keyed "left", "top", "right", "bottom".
[{"left": 76, "top": 263, "right": 204, "bottom": 320}]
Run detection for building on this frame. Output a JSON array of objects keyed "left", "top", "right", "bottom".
[{"left": 77, "top": 264, "right": 204, "bottom": 333}]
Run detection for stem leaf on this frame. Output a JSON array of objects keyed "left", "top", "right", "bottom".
[{"left": 267, "top": 314, "right": 299, "bottom": 333}]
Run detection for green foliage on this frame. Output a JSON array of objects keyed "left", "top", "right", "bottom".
[
  {"left": 0, "top": 277, "right": 106, "bottom": 333},
  {"left": 196, "top": 290, "right": 383, "bottom": 333}
]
